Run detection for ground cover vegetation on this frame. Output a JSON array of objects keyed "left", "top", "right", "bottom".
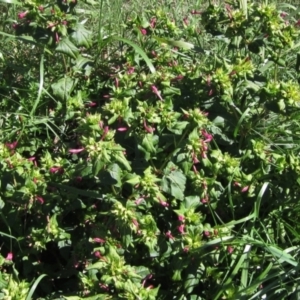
[{"left": 1, "top": 0, "right": 300, "bottom": 299}]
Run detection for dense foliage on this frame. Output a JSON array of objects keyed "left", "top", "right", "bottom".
[{"left": 1, "top": 0, "right": 300, "bottom": 299}]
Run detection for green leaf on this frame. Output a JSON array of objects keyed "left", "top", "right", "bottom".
[
  {"left": 51, "top": 76, "right": 76, "bottom": 101},
  {"left": 115, "top": 152, "right": 131, "bottom": 171},
  {"left": 26, "top": 274, "right": 47, "bottom": 300},
  {"left": 108, "top": 163, "right": 122, "bottom": 187},
  {"left": 56, "top": 37, "right": 79, "bottom": 59},
  {"left": 162, "top": 162, "right": 186, "bottom": 200},
  {"left": 142, "top": 134, "right": 158, "bottom": 154},
  {"left": 184, "top": 196, "right": 200, "bottom": 209},
  {"left": 154, "top": 36, "right": 206, "bottom": 53},
  {"left": 70, "top": 24, "right": 92, "bottom": 48},
  {"left": 111, "top": 36, "right": 156, "bottom": 74}
]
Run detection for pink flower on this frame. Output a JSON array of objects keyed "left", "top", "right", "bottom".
[
  {"left": 18, "top": 11, "right": 28, "bottom": 19},
  {"left": 140, "top": 28, "right": 147, "bottom": 35},
  {"left": 132, "top": 219, "right": 139, "bottom": 228},
  {"left": 159, "top": 199, "right": 169, "bottom": 207},
  {"left": 241, "top": 186, "right": 249, "bottom": 193},
  {"left": 99, "top": 283, "right": 109, "bottom": 291},
  {"left": 150, "top": 18, "right": 156, "bottom": 28},
  {"left": 165, "top": 231, "right": 175, "bottom": 240},
  {"left": 117, "top": 127, "right": 128, "bottom": 132},
  {"left": 93, "top": 237, "right": 105, "bottom": 243},
  {"left": 143, "top": 120, "right": 155, "bottom": 133},
  {"left": 202, "top": 130, "right": 213, "bottom": 142},
  {"left": 135, "top": 197, "right": 144, "bottom": 205},
  {"left": 101, "top": 126, "right": 109, "bottom": 140},
  {"left": 233, "top": 181, "right": 241, "bottom": 187},
  {"left": 183, "top": 17, "right": 189, "bottom": 26},
  {"left": 5, "top": 141, "right": 18, "bottom": 150},
  {"left": 204, "top": 230, "right": 210, "bottom": 237},
  {"left": 38, "top": 5, "right": 44, "bottom": 12},
  {"left": 86, "top": 102, "right": 97, "bottom": 107},
  {"left": 178, "top": 224, "right": 185, "bottom": 234},
  {"left": 178, "top": 215, "right": 185, "bottom": 222},
  {"left": 94, "top": 251, "right": 103, "bottom": 258},
  {"left": 280, "top": 12, "right": 288, "bottom": 18},
  {"left": 227, "top": 245, "right": 234, "bottom": 254},
  {"left": 127, "top": 67, "right": 135, "bottom": 74},
  {"left": 49, "top": 166, "right": 64, "bottom": 174},
  {"left": 183, "top": 246, "right": 189, "bottom": 253},
  {"left": 36, "top": 196, "right": 44, "bottom": 204},
  {"left": 201, "top": 197, "right": 208, "bottom": 204},
  {"left": 151, "top": 85, "right": 163, "bottom": 101},
  {"left": 142, "top": 274, "right": 153, "bottom": 287},
  {"left": 55, "top": 32, "right": 59, "bottom": 43},
  {"left": 69, "top": 148, "right": 84, "bottom": 154},
  {"left": 5, "top": 252, "right": 13, "bottom": 260}
]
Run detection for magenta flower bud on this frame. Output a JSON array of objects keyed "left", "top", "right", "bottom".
[
  {"left": 227, "top": 245, "right": 234, "bottom": 254},
  {"left": 204, "top": 230, "right": 210, "bottom": 237},
  {"left": 165, "top": 230, "right": 175, "bottom": 240},
  {"left": 49, "top": 166, "right": 64, "bottom": 174},
  {"left": 150, "top": 18, "right": 156, "bottom": 28},
  {"left": 159, "top": 199, "right": 169, "bottom": 207},
  {"left": 117, "top": 127, "right": 128, "bottom": 132},
  {"left": 132, "top": 219, "right": 139, "bottom": 227},
  {"left": 127, "top": 67, "right": 135, "bottom": 74},
  {"left": 151, "top": 85, "right": 163, "bottom": 101},
  {"left": 202, "top": 130, "right": 213, "bottom": 142},
  {"left": 36, "top": 196, "right": 44, "bottom": 204},
  {"left": 178, "top": 224, "right": 185, "bottom": 234},
  {"left": 178, "top": 215, "right": 185, "bottom": 222},
  {"left": 5, "top": 252, "right": 13, "bottom": 260},
  {"left": 241, "top": 186, "right": 249, "bottom": 193},
  {"left": 143, "top": 120, "right": 155, "bottom": 133},
  {"left": 94, "top": 251, "right": 103, "bottom": 258},
  {"left": 18, "top": 11, "right": 28, "bottom": 19},
  {"left": 69, "top": 148, "right": 84, "bottom": 154},
  {"left": 5, "top": 141, "right": 18, "bottom": 150},
  {"left": 93, "top": 237, "right": 105, "bottom": 243},
  {"left": 140, "top": 28, "right": 147, "bottom": 35}
]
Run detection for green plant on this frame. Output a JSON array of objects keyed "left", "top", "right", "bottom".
[{"left": 1, "top": 0, "right": 300, "bottom": 299}]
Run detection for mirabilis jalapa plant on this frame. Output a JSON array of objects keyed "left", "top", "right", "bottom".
[{"left": 1, "top": 0, "right": 300, "bottom": 299}]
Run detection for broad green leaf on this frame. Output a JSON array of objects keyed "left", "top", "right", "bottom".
[
  {"left": 184, "top": 196, "right": 200, "bottom": 209},
  {"left": 70, "top": 24, "right": 92, "bottom": 48},
  {"left": 162, "top": 162, "right": 186, "bottom": 200},
  {"left": 184, "top": 273, "right": 199, "bottom": 294},
  {"left": 51, "top": 76, "right": 76, "bottom": 101},
  {"left": 56, "top": 37, "right": 79, "bottom": 59},
  {"left": 142, "top": 134, "right": 158, "bottom": 154},
  {"left": 108, "top": 163, "right": 122, "bottom": 187},
  {"left": 115, "top": 152, "right": 131, "bottom": 171}
]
